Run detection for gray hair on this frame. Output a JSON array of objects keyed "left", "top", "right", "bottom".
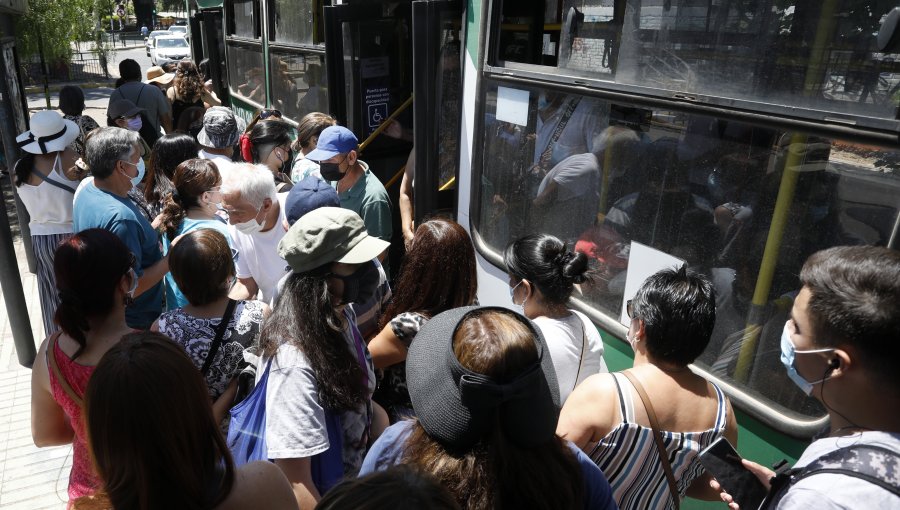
[
  {"left": 85, "top": 127, "right": 142, "bottom": 179},
  {"left": 221, "top": 163, "right": 277, "bottom": 208}
]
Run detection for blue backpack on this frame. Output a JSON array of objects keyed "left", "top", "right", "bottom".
[{"left": 227, "top": 359, "right": 272, "bottom": 466}]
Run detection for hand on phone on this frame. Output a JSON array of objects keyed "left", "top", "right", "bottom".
[
  {"left": 710, "top": 460, "right": 774, "bottom": 510},
  {"left": 699, "top": 438, "right": 770, "bottom": 510}
]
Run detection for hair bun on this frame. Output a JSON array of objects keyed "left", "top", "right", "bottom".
[{"left": 560, "top": 249, "right": 589, "bottom": 284}]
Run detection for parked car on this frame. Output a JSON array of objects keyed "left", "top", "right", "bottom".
[
  {"left": 150, "top": 35, "right": 190, "bottom": 68},
  {"left": 145, "top": 30, "right": 172, "bottom": 56},
  {"left": 168, "top": 25, "right": 188, "bottom": 36}
]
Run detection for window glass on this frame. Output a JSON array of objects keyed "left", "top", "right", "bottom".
[
  {"left": 436, "top": 28, "right": 462, "bottom": 189},
  {"left": 475, "top": 80, "right": 900, "bottom": 421},
  {"left": 229, "top": 0, "right": 258, "bottom": 38},
  {"left": 494, "top": 0, "right": 900, "bottom": 121},
  {"left": 269, "top": 51, "right": 328, "bottom": 121},
  {"left": 273, "top": 0, "right": 316, "bottom": 45},
  {"left": 227, "top": 44, "right": 267, "bottom": 105}
]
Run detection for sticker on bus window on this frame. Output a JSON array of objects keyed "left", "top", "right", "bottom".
[
  {"left": 619, "top": 242, "right": 684, "bottom": 325},
  {"left": 496, "top": 86, "right": 529, "bottom": 127}
]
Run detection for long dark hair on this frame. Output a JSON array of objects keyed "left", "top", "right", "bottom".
[
  {"left": 158, "top": 159, "right": 220, "bottom": 241},
  {"left": 400, "top": 310, "right": 583, "bottom": 510},
  {"left": 261, "top": 270, "right": 367, "bottom": 411},
  {"left": 504, "top": 234, "right": 591, "bottom": 305},
  {"left": 13, "top": 153, "right": 36, "bottom": 187},
  {"left": 83, "top": 332, "right": 235, "bottom": 510},
  {"left": 381, "top": 219, "right": 477, "bottom": 328},
  {"left": 53, "top": 229, "right": 132, "bottom": 359},
  {"left": 144, "top": 133, "right": 199, "bottom": 205},
  {"left": 247, "top": 120, "right": 292, "bottom": 163}
]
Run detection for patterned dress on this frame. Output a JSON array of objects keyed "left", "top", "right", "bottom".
[
  {"left": 372, "top": 311, "right": 427, "bottom": 421},
  {"left": 157, "top": 300, "right": 266, "bottom": 399}
]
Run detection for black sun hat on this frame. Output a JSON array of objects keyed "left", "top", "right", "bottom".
[{"left": 406, "top": 306, "right": 560, "bottom": 452}]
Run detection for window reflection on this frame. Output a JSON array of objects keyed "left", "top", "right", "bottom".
[
  {"left": 273, "top": 0, "right": 316, "bottom": 45},
  {"left": 269, "top": 52, "right": 328, "bottom": 121},
  {"left": 228, "top": 45, "right": 267, "bottom": 105},
  {"left": 229, "top": 0, "right": 258, "bottom": 38},
  {"left": 476, "top": 82, "right": 900, "bottom": 420}
]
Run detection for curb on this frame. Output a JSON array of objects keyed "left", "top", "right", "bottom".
[{"left": 25, "top": 82, "right": 114, "bottom": 95}]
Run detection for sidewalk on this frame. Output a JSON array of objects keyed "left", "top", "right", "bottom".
[{"left": 0, "top": 235, "right": 71, "bottom": 509}]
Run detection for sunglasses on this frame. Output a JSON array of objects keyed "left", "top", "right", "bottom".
[
  {"left": 259, "top": 109, "right": 282, "bottom": 120},
  {"left": 626, "top": 299, "right": 634, "bottom": 319}
]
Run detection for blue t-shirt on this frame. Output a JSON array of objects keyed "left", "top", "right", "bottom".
[
  {"left": 360, "top": 421, "right": 619, "bottom": 510},
  {"left": 73, "top": 182, "right": 163, "bottom": 329},
  {"left": 161, "top": 217, "right": 232, "bottom": 310}
]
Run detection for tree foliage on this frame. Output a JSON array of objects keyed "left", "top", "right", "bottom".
[{"left": 15, "top": 0, "right": 95, "bottom": 61}]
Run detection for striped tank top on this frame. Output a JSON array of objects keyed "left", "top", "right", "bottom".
[{"left": 589, "top": 372, "right": 727, "bottom": 510}]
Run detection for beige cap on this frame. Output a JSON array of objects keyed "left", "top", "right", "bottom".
[
  {"left": 145, "top": 66, "right": 175, "bottom": 85},
  {"left": 277, "top": 207, "right": 390, "bottom": 274}
]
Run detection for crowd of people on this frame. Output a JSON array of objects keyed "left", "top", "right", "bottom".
[{"left": 15, "top": 57, "right": 899, "bottom": 510}]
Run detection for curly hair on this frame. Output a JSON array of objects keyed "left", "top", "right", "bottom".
[{"left": 174, "top": 60, "right": 204, "bottom": 103}]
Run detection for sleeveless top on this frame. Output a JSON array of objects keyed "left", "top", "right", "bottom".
[
  {"left": 17, "top": 154, "right": 79, "bottom": 235},
  {"left": 171, "top": 95, "right": 204, "bottom": 130},
  {"left": 47, "top": 338, "right": 100, "bottom": 503},
  {"left": 589, "top": 372, "right": 728, "bottom": 510}
]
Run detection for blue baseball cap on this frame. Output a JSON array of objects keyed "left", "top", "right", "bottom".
[
  {"left": 285, "top": 176, "right": 341, "bottom": 225},
  {"left": 305, "top": 125, "right": 359, "bottom": 162}
]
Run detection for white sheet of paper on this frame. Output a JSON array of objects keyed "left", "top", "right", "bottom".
[
  {"left": 495, "top": 86, "right": 530, "bottom": 127},
  {"left": 619, "top": 242, "right": 685, "bottom": 325}
]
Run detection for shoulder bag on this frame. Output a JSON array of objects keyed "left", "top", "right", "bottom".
[
  {"left": 201, "top": 298, "right": 237, "bottom": 376},
  {"left": 622, "top": 370, "right": 681, "bottom": 510}
]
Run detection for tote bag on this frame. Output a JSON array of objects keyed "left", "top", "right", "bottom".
[{"left": 227, "top": 358, "right": 272, "bottom": 466}]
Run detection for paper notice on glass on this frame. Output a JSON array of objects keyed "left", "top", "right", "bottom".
[
  {"left": 619, "top": 242, "right": 685, "bottom": 325},
  {"left": 496, "top": 86, "right": 529, "bottom": 127}
]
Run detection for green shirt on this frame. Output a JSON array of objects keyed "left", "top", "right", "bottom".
[{"left": 336, "top": 161, "right": 392, "bottom": 275}]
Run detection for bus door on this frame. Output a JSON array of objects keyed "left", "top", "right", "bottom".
[
  {"left": 412, "top": 0, "right": 463, "bottom": 223},
  {"left": 195, "top": 8, "right": 230, "bottom": 104}
]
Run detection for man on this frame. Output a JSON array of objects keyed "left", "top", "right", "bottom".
[
  {"left": 715, "top": 246, "right": 900, "bottom": 509},
  {"left": 222, "top": 163, "right": 289, "bottom": 302},
  {"left": 109, "top": 59, "right": 173, "bottom": 138},
  {"left": 73, "top": 127, "right": 167, "bottom": 329},
  {"left": 140, "top": 24, "right": 149, "bottom": 37},
  {"left": 197, "top": 106, "right": 246, "bottom": 182},
  {"left": 305, "top": 125, "right": 392, "bottom": 273}
]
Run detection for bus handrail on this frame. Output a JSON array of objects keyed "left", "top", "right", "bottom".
[{"left": 358, "top": 95, "right": 414, "bottom": 154}]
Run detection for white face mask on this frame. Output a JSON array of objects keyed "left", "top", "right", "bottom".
[
  {"left": 509, "top": 280, "right": 528, "bottom": 314},
  {"left": 234, "top": 206, "right": 264, "bottom": 235},
  {"left": 127, "top": 268, "right": 138, "bottom": 300}
]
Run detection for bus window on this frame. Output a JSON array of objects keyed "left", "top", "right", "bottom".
[
  {"left": 490, "top": 0, "right": 900, "bottom": 124},
  {"left": 228, "top": 0, "right": 260, "bottom": 39},
  {"left": 474, "top": 81, "right": 900, "bottom": 422},
  {"left": 228, "top": 44, "right": 267, "bottom": 105},
  {"left": 271, "top": 0, "right": 318, "bottom": 45},
  {"left": 269, "top": 51, "right": 328, "bottom": 121}
]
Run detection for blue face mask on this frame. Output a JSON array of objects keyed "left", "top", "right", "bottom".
[{"left": 779, "top": 322, "right": 834, "bottom": 395}]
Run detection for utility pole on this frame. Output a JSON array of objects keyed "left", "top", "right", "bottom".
[{"left": 36, "top": 26, "right": 51, "bottom": 110}]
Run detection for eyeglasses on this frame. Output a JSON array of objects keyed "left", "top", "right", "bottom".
[
  {"left": 230, "top": 248, "right": 239, "bottom": 263},
  {"left": 259, "top": 109, "right": 282, "bottom": 120},
  {"left": 626, "top": 299, "right": 634, "bottom": 319}
]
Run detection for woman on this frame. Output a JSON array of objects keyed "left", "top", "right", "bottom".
[
  {"left": 360, "top": 307, "right": 618, "bottom": 510},
  {"left": 156, "top": 158, "right": 231, "bottom": 309},
  {"left": 262, "top": 207, "right": 387, "bottom": 507},
  {"left": 240, "top": 119, "right": 295, "bottom": 192},
  {"left": 15, "top": 110, "right": 84, "bottom": 336},
  {"left": 315, "top": 466, "right": 460, "bottom": 510},
  {"left": 142, "top": 133, "right": 200, "bottom": 220},
  {"left": 290, "top": 112, "right": 336, "bottom": 183},
  {"left": 58, "top": 85, "right": 100, "bottom": 157},
  {"left": 152, "top": 229, "right": 267, "bottom": 422},
  {"left": 76, "top": 332, "right": 295, "bottom": 510},
  {"left": 505, "top": 234, "right": 608, "bottom": 403},
  {"left": 30, "top": 228, "right": 136, "bottom": 505},
  {"left": 557, "top": 266, "right": 738, "bottom": 510},
  {"left": 167, "top": 59, "right": 221, "bottom": 129},
  {"left": 368, "top": 218, "right": 477, "bottom": 421}
]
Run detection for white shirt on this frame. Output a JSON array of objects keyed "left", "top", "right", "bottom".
[
  {"left": 229, "top": 193, "right": 289, "bottom": 302},
  {"left": 17, "top": 156, "right": 80, "bottom": 235},
  {"left": 198, "top": 149, "right": 235, "bottom": 182},
  {"left": 534, "top": 310, "right": 608, "bottom": 403}
]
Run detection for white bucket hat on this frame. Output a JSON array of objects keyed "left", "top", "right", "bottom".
[{"left": 16, "top": 110, "right": 79, "bottom": 154}]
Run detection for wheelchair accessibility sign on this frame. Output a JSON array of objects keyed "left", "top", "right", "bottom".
[{"left": 368, "top": 103, "right": 388, "bottom": 130}]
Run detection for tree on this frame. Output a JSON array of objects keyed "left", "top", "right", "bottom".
[{"left": 15, "top": 0, "right": 94, "bottom": 62}]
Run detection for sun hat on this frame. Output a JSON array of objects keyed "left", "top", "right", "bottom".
[
  {"left": 145, "top": 66, "right": 175, "bottom": 85},
  {"left": 406, "top": 306, "right": 561, "bottom": 452},
  {"left": 304, "top": 125, "right": 359, "bottom": 162},
  {"left": 16, "top": 110, "right": 79, "bottom": 155},
  {"left": 277, "top": 206, "right": 390, "bottom": 274},
  {"left": 198, "top": 106, "right": 247, "bottom": 149},
  {"left": 285, "top": 176, "right": 341, "bottom": 225},
  {"left": 107, "top": 99, "right": 145, "bottom": 120}
]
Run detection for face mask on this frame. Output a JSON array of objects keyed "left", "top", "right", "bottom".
[
  {"left": 127, "top": 116, "right": 143, "bottom": 132},
  {"left": 334, "top": 261, "right": 380, "bottom": 305},
  {"left": 234, "top": 206, "right": 264, "bottom": 235},
  {"left": 509, "top": 280, "right": 527, "bottom": 314},
  {"left": 127, "top": 268, "right": 138, "bottom": 299},
  {"left": 779, "top": 322, "right": 834, "bottom": 395},
  {"left": 320, "top": 157, "right": 347, "bottom": 182},
  {"left": 121, "top": 158, "right": 146, "bottom": 187},
  {"left": 276, "top": 148, "right": 295, "bottom": 175}
]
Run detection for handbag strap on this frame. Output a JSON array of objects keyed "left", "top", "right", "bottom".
[
  {"left": 47, "top": 332, "right": 83, "bottom": 407},
  {"left": 621, "top": 370, "right": 681, "bottom": 509},
  {"left": 201, "top": 299, "right": 237, "bottom": 376},
  {"left": 571, "top": 316, "right": 587, "bottom": 393}
]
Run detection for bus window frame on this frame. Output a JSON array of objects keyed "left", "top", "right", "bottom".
[
  {"left": 223, "top": 37, "right": 267, "bottom": 109},
  {"left": 482, "top": 0, "right": 900, "bottom": 141}
]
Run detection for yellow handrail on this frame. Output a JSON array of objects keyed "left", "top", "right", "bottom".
[
  {"left": 439, "top": 176, "right": 456, "bottom": 191},
  {"left": 358, "top": 95, "right": 414, "bottom": 154}
]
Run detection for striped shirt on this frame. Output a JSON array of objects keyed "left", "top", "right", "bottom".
[{"left": 589, "top": 372, "right": 727, "bottom": 510}]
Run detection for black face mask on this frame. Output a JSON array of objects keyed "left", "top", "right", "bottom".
[
  {"left": 279, "top": 148, "right": 295, "bottom": 176},
  {"left": 319, "top": 156, "right": 347, "bottom": 182},
  {"left": 334, "top": 261, "right": 380, "bottom": 305}
]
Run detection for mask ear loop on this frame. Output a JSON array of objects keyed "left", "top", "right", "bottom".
[{"left": 817, "top": 359, "right": 869, "bottom": 437}]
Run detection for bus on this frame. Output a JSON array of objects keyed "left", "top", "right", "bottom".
[{"left": 207, "top": 0, "right": 900, "bottom": 506}]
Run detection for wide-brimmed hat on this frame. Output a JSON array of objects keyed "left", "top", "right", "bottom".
[
  {"left": 277, "top": 207, "right": 389, "bottom": 273},
  {"left": 305, "top": 125, "right": 358, "bottom": 162},
  {"left": 406, "top": 306, "right": 561, "bottom": 451},
  {"left": 16, "top": 110, "right": 79, "bottom": 154},
  {"left": 198, "top": 106, "right": 246, "bottom": 148},
  {"left": 285, "top": 176, "right": 340, "bottom": 225},
  {"left": 107, "top": 99, "right": 145, "bottom": 119},
  {"left": 145, "top": 66, "right": 175, "bottom": 85}
]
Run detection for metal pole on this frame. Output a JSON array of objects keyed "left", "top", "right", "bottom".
[{"left": 36, "top": 26, "right": 51, "bottom": 110}]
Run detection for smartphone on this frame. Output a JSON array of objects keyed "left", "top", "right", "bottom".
[{"left": 698, "top": 437, "right": 768, "bottom": 510}]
